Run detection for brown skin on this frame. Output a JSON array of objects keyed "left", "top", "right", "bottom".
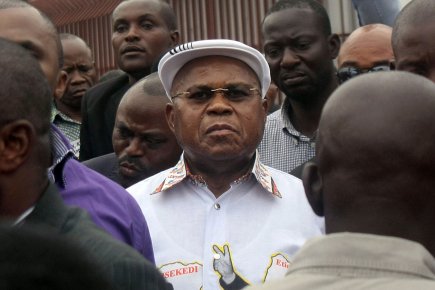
[
  {"left": 166, "top": 56, "right": 268, "bottom": 197},
  {"left": 0, "top": 7, "right": 64, "bottom": 91},
  {"left": 395, "top": 19, "right": 435, "bottom": 83},
  {"left": 338, "top": 24, "right": 394, "bottom": 69},
  {"left": 262, "top": 8, "right": 340, "bottom": 137},
  {"left": 55, "top": 37, "right": 97, "bottom": 122},
  {"left": 112, "top": 77, "right": 182, "bottom": 188},
  {"left": 0, "top": 120, "right": 50, "bottom": 219},
  {"left": 0, "top": 7, "right": 66, "bottom": 175},
  {"left": 302, "top": 71, "right": 435, "bottom": 256},
  {"left": 112, "top": 0, "right": 179, "bottom": 84}
]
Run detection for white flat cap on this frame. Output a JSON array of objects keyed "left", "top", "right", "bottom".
[{"left": 158, "top": 39, "right": 271, "bottom": 100}]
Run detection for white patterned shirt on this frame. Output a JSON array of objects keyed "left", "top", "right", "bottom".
[
  {"left": 51, "top": 106, "right": 81, "bottom": 159},
  {"left": 128, "top": 153, "right": 324, "bottom": 290},
  {"left": 258, "top": 109, "right": 316, "bottom": 173}
]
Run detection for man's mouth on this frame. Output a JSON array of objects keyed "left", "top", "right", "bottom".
[
  {"left": 205, "top": 123, "right": 237, "bottom": 135},
  {"left": 281, "top": 72, "right": 307, "bottom": 86},
  {"left": 119, "top": 162, "right": 140, "bottom": 177},
  {"left": 121, "top": 45, "right": 145, "bottom": 56}
]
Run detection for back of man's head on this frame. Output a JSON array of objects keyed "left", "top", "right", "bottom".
[
  {"left": 0, "top": 0, "right": 63, "bottom": 69},
  {"left": 0, "top": 37, "right": 51, "bottom": 136},
  {"left": 0, "top": 38, "right": 52, "bottom": 218},
  {"left": 304, "top": 71, "right": 435, "bottom": 255}
]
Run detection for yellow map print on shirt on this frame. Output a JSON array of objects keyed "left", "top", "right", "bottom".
[
  {"left": 262, "top": 253, "right": 291, "bottom": 282},
  {"left": 212, "top": 243, "right": 251, "bottom": 290},
  {"left": 159, "top": 261, "right": 203, "bottom": 290}
]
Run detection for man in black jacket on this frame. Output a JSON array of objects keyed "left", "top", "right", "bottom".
[
  {"left": 80, "top": 0, "right": 179, "bottom": 161},
  {"left": 0, "top": 37, "right": 172, "bottom": 290}
]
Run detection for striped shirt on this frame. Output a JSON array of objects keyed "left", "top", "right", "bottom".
[
  {"left": 258, "top": 109, "right": 316, "bottom": 173},
  {"left": 51, "top": 106, "right": 81, "bottom": 158}
]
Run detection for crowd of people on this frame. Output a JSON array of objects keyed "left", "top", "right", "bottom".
[{"left": 1, "top": 0, "right": 435, "bottom": 289}]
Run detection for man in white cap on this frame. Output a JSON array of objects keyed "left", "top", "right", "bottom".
[{"left": 128, "top": 39, "right": 324, "bottom": 290}]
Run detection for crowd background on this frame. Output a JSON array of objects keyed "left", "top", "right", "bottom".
[{"left": 32, "top": 0, "right": 411, "bottom": 79}]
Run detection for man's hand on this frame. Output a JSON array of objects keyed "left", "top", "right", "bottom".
[{"left": 213, "top": 245, "right": 236, "bottom": 284}]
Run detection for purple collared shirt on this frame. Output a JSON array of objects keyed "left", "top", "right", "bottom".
[{"left": 48, "top": 124, "right": 154, "bottom": 263}]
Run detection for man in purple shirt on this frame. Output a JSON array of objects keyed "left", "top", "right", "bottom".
[
  {"left": 0, "top": 0, "right": 154, "bottom": 262},
  {"left": 50, "top": 125, "right": 154, "bottom": 261}
]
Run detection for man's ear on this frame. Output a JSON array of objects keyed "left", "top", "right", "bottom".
[
  {"left": 389, "top": 59, "right": 396, "bottom": 71},
  {"left": 261, "top": 98, "right": 269, "bottom": 116},
  {"left": 54, "top": 70, "right": 67, "bottom": 101},
  {"left": 328, "top": 33, "right": 341, "bottom": 59},
  {"left": 170, "top": 30, "right": 180, "bottom": 46},
  {"left": 0, "top": 121, "right": 34, "bottom": 173},
  {"left": 302, "top": 161, "right": 324, "bottom": 216},
  {"left": 165, "top": 102, "right": 176, "bottom": 134}
]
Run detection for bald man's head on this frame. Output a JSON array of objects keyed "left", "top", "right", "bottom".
[
  {"left": 393, "top": 0, "right": 435, "bottom": 82},
  {"left": 112, "top": 73, "right": 181, "bottom": 187},
  {"left": 304, "top": 71, "right": 435, "bottom": 254},
  {"left": 0, "top": 1, "right": 63, "bottom": 90},
  {"left": 337, "top": 24, "right": 393, "bottom": 83}
]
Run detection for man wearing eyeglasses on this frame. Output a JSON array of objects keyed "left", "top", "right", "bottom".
[
  {"left": 337, "top": 24, "right": 393, "bottom": 84},
  {"left": 128, "top": 39, "right": 324, "bottom": 290},
  {"left": 52, "top": 33, "right": 97, "bottom": 158}
]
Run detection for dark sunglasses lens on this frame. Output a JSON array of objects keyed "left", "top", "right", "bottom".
[
  {"left": 369, "top": 65, "right": 390, "bottom": 72},
  {"left": 337, "top": 67, "right": 360, "bottom": 83}
]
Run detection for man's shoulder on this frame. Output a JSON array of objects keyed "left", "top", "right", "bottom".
[
  {"left": 61, "top": 210, "right": 171, "bottom": 289},
  {"left": 262, "top": 109, "right": 285, "bottom": 138},
  {"left": 128, "top": 168, "right": 172, "bottom": 197},
  {"left": 59, "top": 158, "right": 148, "bottom": 238},
  {"left": 266, "top": 109, "right": 283, "bottom": 124},
  {"left": 85, "top": 73, "right": 129, "bottom": 96},
  {"left": 265, "top": 165, "right": 304, "bottom": 193},
  {"left": 83, "top": 73, "right": 129, "bottom": 106},
  {"left": 66, "top": 210, "right": 140, "bottom": 260},
  {"left": 63, "top": 158, "right": 126, "bottom": 194},
  {"left": 82, "top": 153, "right": 119, "bottom": 181}
]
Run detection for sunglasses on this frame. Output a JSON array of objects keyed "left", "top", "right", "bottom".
[{"left": 337, "top": 65, "right": 391, "bottom": 84}]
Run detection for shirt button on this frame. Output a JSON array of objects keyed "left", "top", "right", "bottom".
[{"left": 214, "top": 203, "right": 221, "bottom": 210}]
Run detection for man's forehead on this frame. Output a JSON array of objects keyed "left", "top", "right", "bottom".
[
  {"left": 263, "top": 8, "right": 322, "bottom": 35},
  {"left": 0, "top": 7, "right": 55, "bottom": 41},
  {"left": 113, "top": 0, "right": 162, "bottom": 19},
  {"left": 173, "top": 56, "right": 258, "bottom": 87},
  {"left": 62, "top": 39, "right": 92, "bottom": 58},
  {"left": 183, "top": 55, "right": 255, "bottom": 73}
]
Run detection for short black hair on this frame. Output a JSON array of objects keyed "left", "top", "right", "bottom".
[
  {"left": 115, "top": 0, "right": 178, "bottom": 31},
  {"left": 0, "top": 37, "right": 52, "bottom": 135},
  {"left": 265, "top": 0, "right": 332, "bottom": 35},
  {"left": 0, "top": 0, "right": 63, "bottom": 68},
  {"left": 392, "top": 0, "right": 435, "bottom": 53},
  {"left": 0, "top": 224, "right": 114, "bottom": 290}
]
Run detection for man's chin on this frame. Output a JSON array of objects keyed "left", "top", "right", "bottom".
[{"left": 119, "top": 173, "right": 142, "bottom": 188}]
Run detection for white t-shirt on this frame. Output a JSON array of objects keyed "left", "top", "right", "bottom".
[{"left": 128, "top": 154, "right": 324, "bottom": 290}]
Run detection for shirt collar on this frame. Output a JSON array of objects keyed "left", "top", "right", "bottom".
[
  {"left": 51, "top": 105, "right": 81, "bottom": 125},
  {"left": 47, "top": 124, "right": 75, "bottom": 187},
  {"left": 153, "top": 152, "right": 282, "bottom": 198},
  {"left": 279, "top": 108, "right": 317, "bottom": 141}
]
